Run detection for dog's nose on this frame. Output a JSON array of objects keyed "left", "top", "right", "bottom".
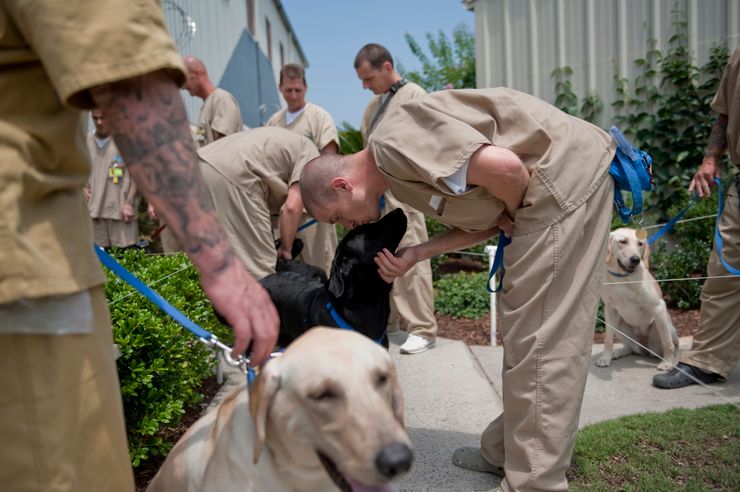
[
  {"left": 629, "top": 255, "right": 641, "bottom": 266},
  {"left": 375, "top": 442, "right": 413, "bottom": 478}
]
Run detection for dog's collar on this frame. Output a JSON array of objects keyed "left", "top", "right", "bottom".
[{"left": 325, "top": 302, "right": 385, "bottom": 345}]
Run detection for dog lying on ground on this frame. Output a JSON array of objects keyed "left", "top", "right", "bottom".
[
  {"left": 146, "top": 327, "right": 413, "bottom": 492},
  {"left": 597, "top": 227, "right": 679, "bottom": 370},
  {"left": 261, "top": 208, "right": 407, "bottom": 348}
]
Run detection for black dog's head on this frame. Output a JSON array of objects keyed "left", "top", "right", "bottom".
[{"left": 327, "top": 208, "right": 407, "bottom": 300}]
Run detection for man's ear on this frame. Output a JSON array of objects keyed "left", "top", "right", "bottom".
[
  {"left": 330, "top": 177, "right": 353, "bottom": 192},
  {"left": 382, "top": 60, "right": 394, "bottom": 74}
]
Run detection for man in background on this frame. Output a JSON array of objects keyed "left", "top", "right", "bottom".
[
  {"left": 85, "top": 108, "right": 139, "bottom": 249},
  {"left": 267, "top": 63, "right": 339, "bottom": 275},
  {"left": 0, "top": 2, "right": 278, "bottom": 490},
  {"left": 354, "top": 43, "right": 438, "bottom": 355}
]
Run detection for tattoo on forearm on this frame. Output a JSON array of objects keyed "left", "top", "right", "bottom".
[
  {"left": 704, "top": 113, "right": 728, "bottom": 162},
  {"left": 90, "top": 71, "right": 234, "bottom": 275}
]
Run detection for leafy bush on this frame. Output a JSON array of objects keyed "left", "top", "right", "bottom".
[
  {"left": 650, "top": 189, "right": 717, "bottom": 308},
  {"left": 102, "top": 249, "right": 231, "bottom": 467},
  {"left": 434, "top": 271, "right": 490, "bottom": 318}
]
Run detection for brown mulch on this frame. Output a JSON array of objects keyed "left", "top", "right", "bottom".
[{"left": 437, "top": 307, "right": 700, "bottom": 346}]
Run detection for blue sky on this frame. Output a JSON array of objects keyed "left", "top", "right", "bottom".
[{"left": 279, "top": 0, "right": 474, "bottom": 127}]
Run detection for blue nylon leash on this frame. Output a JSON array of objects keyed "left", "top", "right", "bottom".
[
  {"left": 297, "top": 219, "right": 318, "bottom": 232},
  {"left": 325, "top": 302, "right": 385, "bottom": 345},
  {"left": 646, "top": 193, "right": 699, "bottom": 246},
  {"left": 713, "top": 177, "right": 740, "bottom": 275},
  {"left": 486, "top": 231, "right": 511, "bottom": 293}
]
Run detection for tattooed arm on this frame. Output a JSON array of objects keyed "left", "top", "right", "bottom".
[
  {"left": 89, "top": 70, "right": 279, "bottom": 364},
  {"left": 689, "top": 113, "right": 728, "bottom": 198}
]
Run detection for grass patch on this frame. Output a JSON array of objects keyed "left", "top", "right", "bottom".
[{"left": 568, "top": 404, "right": 739, "bottom": 491}]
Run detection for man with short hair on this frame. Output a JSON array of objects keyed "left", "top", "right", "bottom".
[
  {"left": 267, "top": 63, "right": 339, "bottom": 275},
  {"left": 85, "top": 108, "right": 139, "bottom": 248},
  {"left": 198, "top": 126, "right": 320, "bottom": 278},
  {"left": 0, "top": 1, "right": 278, "bottom": 490},
  {"left": 183, "top": 55, "right": 244, "bottom": 146},
  {"left": 354, "top": 43, "right": 438, "bottom": 355},
  {"left": 300, "top": 87, "right": 616, "bottom": 491}
]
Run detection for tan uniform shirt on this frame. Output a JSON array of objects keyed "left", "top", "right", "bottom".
[
  {"left": 266, "top": 102, "right": 339, "bottom": 151},
  {"left": 86, "top": 134, "right": 133, "bottom": 219},
  {"left": 711, "top": 45, "right": 740, "bottom": 167},
  {"left": 369, "top": 88, "right": 615, "bottom": 235},
  {"left": 0, "top": 0, "right": 185, "bottom": 305},
  {"left": 361, "top": 81, "right": 427, "bottom": 144},
  {"left": 197, "top": 87, "right": 244, "bottom": 146},
  {"left": 197, "top": 127, "right": 319, "bottom": 215}
]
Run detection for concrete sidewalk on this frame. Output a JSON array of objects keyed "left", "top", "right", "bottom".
[{"left": 391, "top": 335, "right": 740, "bottom": 492}]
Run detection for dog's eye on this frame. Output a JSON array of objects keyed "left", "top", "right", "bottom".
[
  {"left": 637, "top": 241, "right": 644, "bottom": 246},
  {"left": 619, "top": 239, "right": 628, "bottom": 244}
]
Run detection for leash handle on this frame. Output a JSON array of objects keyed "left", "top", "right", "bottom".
[
  {"left": 487, "top": 231, "right": 511, "bottom": 293},
  {"left": 713, "top": 177, "right": 740, "bottom": 275}
]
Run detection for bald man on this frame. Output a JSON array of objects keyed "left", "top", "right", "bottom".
[
  {"left": 183, "top": 56, "right": 244, "bottom": 147},
  {"left": 300, "top": 87, "right": 616, "bottom": 492}
]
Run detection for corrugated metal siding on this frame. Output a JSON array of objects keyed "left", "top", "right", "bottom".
[
  {"left": 161, "top": 0, "right": 305, "bottom": 125},
  {"left": 469, "top": 0, "right": 740, "bottom": 128}
]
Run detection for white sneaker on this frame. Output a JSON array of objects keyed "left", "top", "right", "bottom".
[{"left": 399, "top": 334, "right": 435, "bottom": 354}]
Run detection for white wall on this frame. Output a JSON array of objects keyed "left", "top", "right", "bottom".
[{"left": 467, "top": 0, "right": 740, "bottom": 127}]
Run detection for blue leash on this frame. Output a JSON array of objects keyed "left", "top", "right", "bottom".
[
  {"left": 325, "top": 302, "right": 385, "bottom": 345},
  {"left": 713, "top": 177, "right": 740, "bottom": 275},
  {"left": 94, "top": 245, "right": 255, "bottom": 378},
  {"left": 486, "top": 231, "right": 511, "bottom": 293},
  {"left": 646, "top": 194, "right": 699, "bottom": 246}
]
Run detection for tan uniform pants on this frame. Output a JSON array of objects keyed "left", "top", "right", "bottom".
[
  {"left": 680, "top": 176, "right": 740, "bottom": 378},
  {"left": 481, "top": 176, "right": 613, "bottom": 492},
  {"left": 383, "top": 192, "right": 438, "bottom": 341},
  {"left": 92, "top": 218, "right": 138, "bottom": 249},
  {"left": 159, "top": 221, "right": 183, "bottom": 254},
  {"left": 0, "top": 287, "right": 134, "bottom": 492},
  {"left": 200, "top": 163, "right": 276, "bottom": 279},
  {"left": 295, "top": 212, "right": 338, "bottom": 277}
]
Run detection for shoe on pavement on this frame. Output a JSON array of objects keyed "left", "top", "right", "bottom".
[
  {"left": 399, "top": 334, "right": 435, "bottom": 354},
  {"left": 452, "top": 447, "right": 504, "bottom": 476},
  {"left": 653, "top": 362, "right": 722, "bottom": 389}
]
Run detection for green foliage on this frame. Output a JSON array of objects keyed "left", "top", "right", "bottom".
[
  {"left": 338, "top": 121, "right": 364, "bottom": 155},
  {"left": 434, "top": 271, "right": 490, "bottom": 318},
  {"left": 650, "top": 189, "right": 718, "bottom": 308},
  {"left": 103, "top": 249, "right": 230, "bottom": 467},
  {"left": 611, "top": 7, "right": 729, "bottom": 218},
  {"left": 551, "top": 66, "right": 604, "bottom": 123},
  {"left": 568, "top": 404, "right": 740, "bottom": 491},
  {"left": 401, "top": 23, "right": 476, "bottom": 91}
]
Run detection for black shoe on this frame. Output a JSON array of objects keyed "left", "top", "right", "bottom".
[{"left": 653, "top": 362, "right": 722, "bottom": 389}]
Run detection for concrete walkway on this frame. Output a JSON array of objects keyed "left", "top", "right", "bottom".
[{"left": 213, "top": 335, "right": 740, "bottom": 492}]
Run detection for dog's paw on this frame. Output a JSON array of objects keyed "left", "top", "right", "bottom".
[
  {"left": 656, "top": 360, "right": 675, "bottom": 371},
  {"left": 596, "top": 357, "right": 611, "bottom": 367}
]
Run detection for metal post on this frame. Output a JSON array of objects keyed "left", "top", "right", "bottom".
[{"left": 484, "top": 244, "right": 498, "bottom": 346}]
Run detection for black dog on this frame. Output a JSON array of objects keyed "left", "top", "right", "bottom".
[
  {"left": 261, "top": 208, "right": 407, "bottom": 348},
  {"left": 274, "top": 237, "right": 328, "bottom": 283}
]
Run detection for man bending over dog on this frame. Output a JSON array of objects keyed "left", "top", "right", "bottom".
[
  {"left": 198, "top": 126, "right": 319, "bottom": 278},
  {"left": 300, "top": 88, "right": 616, "bottom": 492}
]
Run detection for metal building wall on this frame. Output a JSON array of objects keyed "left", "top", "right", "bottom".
[
  {"left": 467, "top": 0, "right": 740, "bottom": 128},
  {"left": 161, "top": 0, "right": 306, "bottom": 127}
]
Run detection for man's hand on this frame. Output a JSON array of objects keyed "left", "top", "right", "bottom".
[
  {"left": 122, "top": 202, "right": 135, "bottom": 223},
  {"left": 276, "top": 245, "right": 292, "bottom": 261},
  {"left": 374, "top": 246, "right": 418, "bottom": 283},
  {"left": 199, "top": 258, "right": 279, "bottom": 364},
  {"left": 147, "top": 202, "right": 158, "bottom": 219},
  {"left": 83, "top": 186, "right": 92, "bottom": 202},
  {"left": 689, "top": 159, "right": 721, "bottom": 198}
]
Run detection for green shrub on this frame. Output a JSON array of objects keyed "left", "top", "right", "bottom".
[
  {"left": 434, "top": 271, "right": 490, "bottom": 318},
  {"left": 649, "top": 187, "right": 717, "bottom": 308},
  {"left": 102, "top": 249, "right": 231, "bottom": 467}
]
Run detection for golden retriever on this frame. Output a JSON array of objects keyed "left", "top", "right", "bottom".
[
  {"left": 597, "top": 228, "right": 679, "bottom": 370},
  {"left": 146, "top": 327, "right": 412, "bottom": 492}
]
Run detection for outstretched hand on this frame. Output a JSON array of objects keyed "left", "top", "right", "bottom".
[
  {"left": 689, "top": 159, "right": 721, "bottom": 198},
  {"left": 375, "top": 247, "right": 418, "bottom": 283}
]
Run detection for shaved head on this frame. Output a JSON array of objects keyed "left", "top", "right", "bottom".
[
  {"left": 182, "top": 56, "right": 213, "bottom": 99},
  {"left": 300, "top": 154, "right": 347, "bottom": 216},
  {"left": 183, "top": 56, "right": 207, "bottom": 75}
]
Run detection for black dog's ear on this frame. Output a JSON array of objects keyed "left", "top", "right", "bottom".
[{"left": 327, "top": 258, "right": 345, "bottom": 297}]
